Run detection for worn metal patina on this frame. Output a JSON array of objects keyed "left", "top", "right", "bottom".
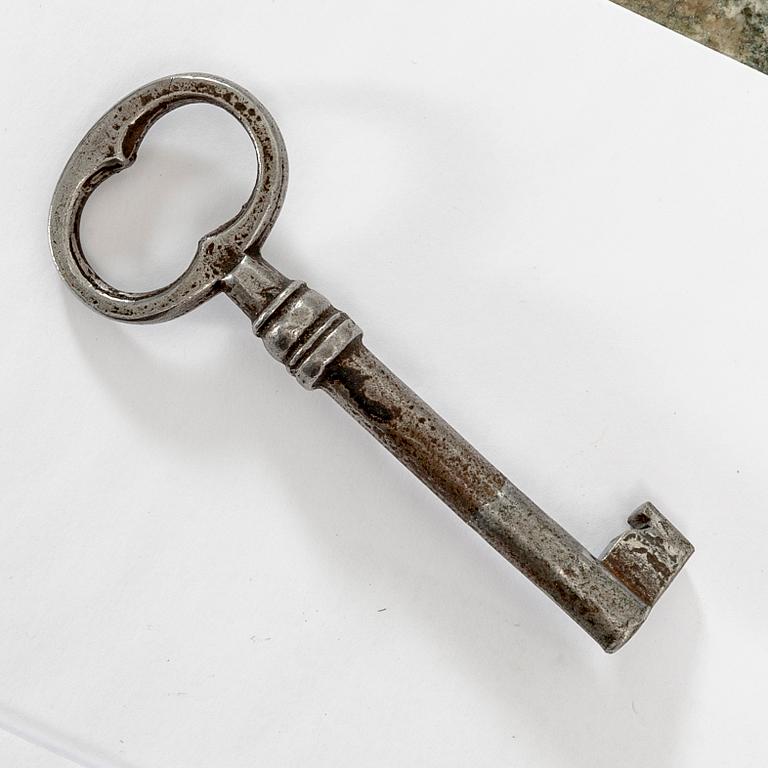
[
  {"left": 611, "top": 0, "right": 768, "bottom": 73},
  {"left": 49, "top": 74, "right": 694, "bottom": 652}
]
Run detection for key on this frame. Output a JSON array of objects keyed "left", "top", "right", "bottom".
[{"left": 49, "top": 74, "right": 693, "bottom": 652}]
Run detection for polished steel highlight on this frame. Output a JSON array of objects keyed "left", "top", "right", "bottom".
[{"left": 49, "top": 74, "right": 694, "bottom": 652}]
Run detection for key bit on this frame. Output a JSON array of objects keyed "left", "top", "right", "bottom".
[{"left": 49, "top": 74, "right": 693, "bottom": 652}]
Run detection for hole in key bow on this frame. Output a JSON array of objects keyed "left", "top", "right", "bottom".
[{"left": 79, "top": 104, "right": 257, "bottom": 293}]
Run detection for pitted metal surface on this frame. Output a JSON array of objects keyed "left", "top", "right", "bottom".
[
  {"left": 49, "top": 73, "right": 288, "bottom": 322},
  {"left": 601, "top": 502, "right": 695, "bottom": 607},
  {"left": 49, "top": 74, "right": 694, "bottom": 652}
]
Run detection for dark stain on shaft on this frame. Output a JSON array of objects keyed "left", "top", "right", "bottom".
[{"left": 323, "top": 342, "right": 400, "bottom": 424}]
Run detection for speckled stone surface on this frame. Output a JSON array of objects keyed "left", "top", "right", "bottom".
[{"left": 611, "top": 0, "right": 768, "bottom": 73}]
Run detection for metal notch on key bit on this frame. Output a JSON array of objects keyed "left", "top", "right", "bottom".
[{"left": 49, "top": 74, "right": 694, "bottom": 652}]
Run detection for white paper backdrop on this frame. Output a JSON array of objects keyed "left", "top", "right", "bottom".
[{"left": 1, "top": 1, "right": 766, "bottom": 766}]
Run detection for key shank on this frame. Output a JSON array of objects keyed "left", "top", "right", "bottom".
[{"left": 224, "top": 251, "right": 693, "bottom": 652}]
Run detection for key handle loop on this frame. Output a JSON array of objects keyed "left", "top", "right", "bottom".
[{"left": 49, "top": 73, "right": 288, "bottom": 322}]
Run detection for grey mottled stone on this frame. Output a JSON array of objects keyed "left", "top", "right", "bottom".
[{"left": 611, "top": 0, "right": 768, "bottom": 74}]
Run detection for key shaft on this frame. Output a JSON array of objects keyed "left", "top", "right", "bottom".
[{"left": 224, "top": 251, "right": 693, "bottom": 652}]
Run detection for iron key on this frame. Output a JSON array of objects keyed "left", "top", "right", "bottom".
[{"left": 49, "top": 74, "right": 693, "bottom": 652}]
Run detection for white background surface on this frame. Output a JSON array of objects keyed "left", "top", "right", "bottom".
[{"left": 1, "top": 1, "right": 767, "bottom": 766}]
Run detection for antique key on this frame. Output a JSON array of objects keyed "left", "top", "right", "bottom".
[{"left": 50, "top": 74, "right": 693, "bottom": 652}]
